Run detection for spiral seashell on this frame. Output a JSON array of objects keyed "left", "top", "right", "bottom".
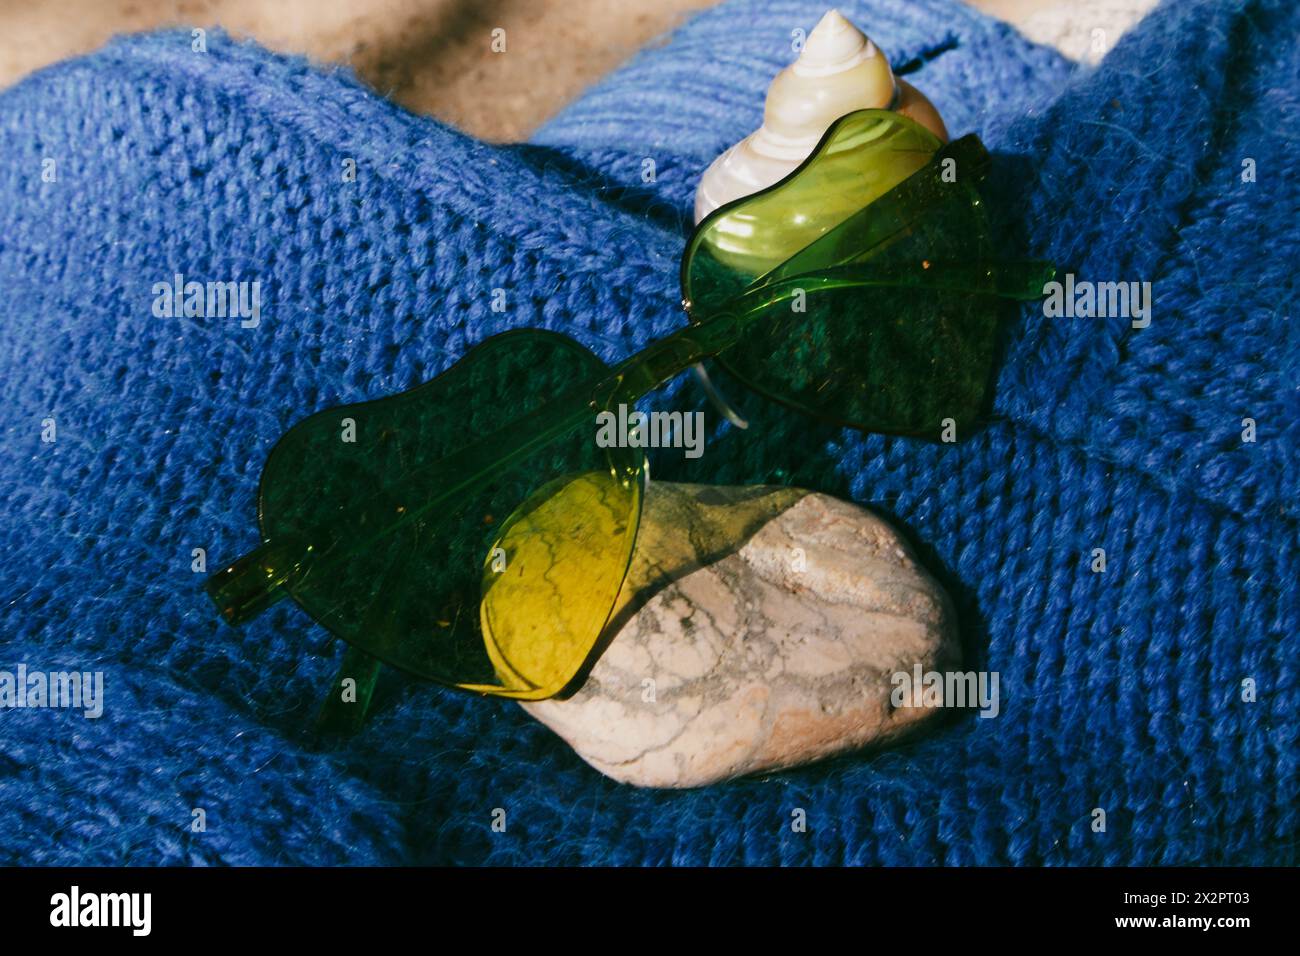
[{"left": 694, "top": 9, "right": 948, "bottom": 223}]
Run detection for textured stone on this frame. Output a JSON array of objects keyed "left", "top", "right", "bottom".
[{"left": 522, "top": 482, "right": 960, "bottom": 788}]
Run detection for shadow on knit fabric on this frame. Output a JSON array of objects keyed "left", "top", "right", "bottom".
[{"left": 0, "top": 0, "right": 1295, "bottom": 865}]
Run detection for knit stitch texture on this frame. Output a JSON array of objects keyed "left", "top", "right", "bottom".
[{"left": 0, "top": 0, "right": 1295, "bottom": 865}]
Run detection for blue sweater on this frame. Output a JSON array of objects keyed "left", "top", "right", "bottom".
[{"left": 0, "top": 0, "right": 1294, "bottom": 864}]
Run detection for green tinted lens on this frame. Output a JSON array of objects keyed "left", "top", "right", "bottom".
[
  {"left": 682, "top": 109, "right": 942, "bottom": 320},
  {"left": 242, "top": 330, "right": 643, "bottom": 699},
  {"left": 478, "top": 468, "right": 641, "bottom": 696},
  {"left": 719, "top": 185, "right": 1002, "bottom": 436},
  {"left": 682, "top": 109, "right": 1005, "bottom": 436}
]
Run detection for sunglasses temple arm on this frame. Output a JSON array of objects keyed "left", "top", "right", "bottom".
[
  {"left": 204, "top": 534, "right": 380, "bottom": 734},
  {"left": 313, "top": 561, "right": 411, "bottom": 733},
  {"left": 205, "top": 534, "right": 381, "bottom": 733},
  {"left": 316, "top": 645, "right": 383, "bottom": 735}
]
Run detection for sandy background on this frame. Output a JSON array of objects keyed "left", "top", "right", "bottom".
[{"left": 0, "top": 1, "right": 1157, "bottom": 142}]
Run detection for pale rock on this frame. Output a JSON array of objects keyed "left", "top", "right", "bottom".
[{"left": 521, "top": 483, "right": 959, "bottom": 788}]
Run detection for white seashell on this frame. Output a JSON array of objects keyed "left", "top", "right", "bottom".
[
  {"left": 521, "top": 483, "right": 960, "bottom": 788},
  {"left": 694, "top": 9, "right": 949, "bottom": 223}
]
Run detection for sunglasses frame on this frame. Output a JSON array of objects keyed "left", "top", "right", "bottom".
[{"left": 203, "top": 109, "right": 1054, "bottom": 732}]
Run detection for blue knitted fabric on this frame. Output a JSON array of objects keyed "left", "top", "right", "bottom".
[{"left": 0, "top": 0, "right": 1295, "bottom": 865}]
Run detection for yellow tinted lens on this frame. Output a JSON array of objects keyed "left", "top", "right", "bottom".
[{"left": 477, "top": 464, "right": 642, "bottom": 699}]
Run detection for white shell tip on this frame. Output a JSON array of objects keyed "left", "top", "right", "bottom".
[
  {"left": 812, "top": 9, "right": 852, "bottom": 37},
  {"left": 797, "top": 8, "right": 877, "bottom": 75}
]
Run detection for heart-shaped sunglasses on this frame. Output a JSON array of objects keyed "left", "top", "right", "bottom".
[{"left": 205, "top": 109, "right": 1053, "bottom": 730}]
